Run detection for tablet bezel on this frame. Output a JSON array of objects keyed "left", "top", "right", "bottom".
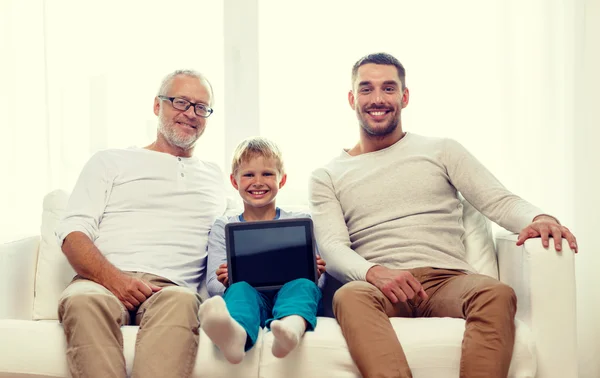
[{"left": 225, "top": 217, "right": 318, "bottom": 291}]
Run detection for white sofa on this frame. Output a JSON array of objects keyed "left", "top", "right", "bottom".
[{"left": 0, "top": 190, "right": 578, "bottom": 378}]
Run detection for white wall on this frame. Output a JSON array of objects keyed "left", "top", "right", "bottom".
[
  {"left": 0, "top": 0, "right": 47, "bottom": 242},
  {"left": 574, "top": 1, "right": 600, "bottom": 377}
]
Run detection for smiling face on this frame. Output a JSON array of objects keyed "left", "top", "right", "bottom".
[
  {"left": 230, "top": 155, "right": 286, "bottom": 212},
  {"left": 349, "top": 63, "right": 409, "bottom": 139},
  {"left": 153, "top": 74, "right": 211, "bottom": 151}
]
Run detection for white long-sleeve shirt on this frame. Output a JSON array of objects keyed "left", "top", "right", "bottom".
[
  {"left": 309, "top": 133, "right": 544, "bottom": 284},
  {"left": 56, "top": 148, "right": 227, "bottom": 291}
]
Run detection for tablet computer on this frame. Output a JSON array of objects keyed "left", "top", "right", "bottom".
[{"left": 225, "top": 218, "right": 318, "bottom": 291}]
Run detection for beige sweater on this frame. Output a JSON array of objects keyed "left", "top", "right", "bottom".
[{"left": 309, "top": 133, "right": 543, "bottom": 283}]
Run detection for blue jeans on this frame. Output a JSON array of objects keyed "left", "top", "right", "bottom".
[{"left": 223, "top": 278, "right": 322, "bottom": 351}]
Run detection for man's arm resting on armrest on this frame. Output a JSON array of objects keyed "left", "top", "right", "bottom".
[
  {"left": 516, "top": 214, "right": 578, "bottom": 253},
  {"left": 62, "top": 232, "right": 161, "bottom": 310}
]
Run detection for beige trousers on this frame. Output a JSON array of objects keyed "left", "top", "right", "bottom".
[
  {"left": 333, "top": 268, "right": 517, "bottom": 378},
  {"left": 58, "top": 272, "right": 202, "bottom": 378}
]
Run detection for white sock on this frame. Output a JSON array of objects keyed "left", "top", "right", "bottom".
[
  {"left": 198, "top": 296, "right": 247, "bottom": 364},
  {"left": 270, "top": 315, "right": 307, "bottom": 358}
]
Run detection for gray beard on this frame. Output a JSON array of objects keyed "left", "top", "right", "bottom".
[{"left": 158, "top": 119, "right": 200, "bottom": 150}]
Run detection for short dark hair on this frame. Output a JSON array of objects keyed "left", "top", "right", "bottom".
[{"left": 351, "top": 53, "right": 406, "bottom": 89}]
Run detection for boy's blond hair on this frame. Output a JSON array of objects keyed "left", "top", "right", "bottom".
[{"left": 231, "top": 136, "right": 285, "bottom": 177}]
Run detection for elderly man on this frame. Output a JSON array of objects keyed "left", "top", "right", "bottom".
[
  {"left": 56, "top": 70, "right": 226, "bottom": 378},
  {"left": 309, "top": 53, "right": 577, "bottom": 378}
]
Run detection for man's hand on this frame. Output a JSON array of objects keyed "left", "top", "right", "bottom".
[
  {"left": 216, "top": 263, "right": 229, "bottom": 287},
  {"left": 365, "top": 265, "right": 428, "bottom": 304},
  {"left": 516, "top": 215, "right": 578, "bottom": 253},
  {"left": 103, "top": 273, "right": 162, "bottom": 311},
  {"left": 316, "top": 255, "right": 326, "bottom": 278}
]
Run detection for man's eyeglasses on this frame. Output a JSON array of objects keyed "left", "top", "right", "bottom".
[{"left": 158, "top": 96, "right": 213, "bottom": 118}]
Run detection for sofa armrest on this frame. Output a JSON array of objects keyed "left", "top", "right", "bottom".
[
  {"left": 495, "top": 233, "right": 578, "bottom": 378},
  {"left": 0, "top": 236, "right": 39, "bottom": 320}
]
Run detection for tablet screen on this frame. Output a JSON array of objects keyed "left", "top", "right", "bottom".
[{"left": 226, "top": 219, "right": 317, "bottom": 290}]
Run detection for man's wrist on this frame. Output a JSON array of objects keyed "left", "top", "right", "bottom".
[
  {"left": 96, "top": 264, "right": 124, "bottom": 288},
  {"left": 365, "top": 265, "right": 384, "bottom": 284},
  {"left": 533, "top": 214, "right": 561, "bottom": 225}
]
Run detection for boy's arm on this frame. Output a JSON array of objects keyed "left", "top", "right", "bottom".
[
  {"left": 312, "top": 242, "right": 327, "bottom": 290},
  {"left": 309, "top": 169, "right": 377, "bottom": 284},
  {"left": 206, "top": 217, "right": 229, "bottom": 297},
  {"left": 316, "top": 259, "right": 326, "bottom": 290}
]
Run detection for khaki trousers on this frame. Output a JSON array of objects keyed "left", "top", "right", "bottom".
[
  {"left": 58, "top": 272, "right": 202, "bottom": 378},
  {"left": 333, "top": 268, "right": 517, "bottom": 378}
]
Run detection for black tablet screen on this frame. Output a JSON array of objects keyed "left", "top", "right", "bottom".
[{"left": 228, "top": 222, "right": 316, "bottom": 289}]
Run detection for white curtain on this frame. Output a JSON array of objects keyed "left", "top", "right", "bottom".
[
  {"left": 0, "top": 0, "right": 48, "bottom": 240},
  {"left": 1, "top": 0, "right": 576, "bottom": 235},
  {"left": 1, "top": 0, "right": 226, "bottom": 239}
]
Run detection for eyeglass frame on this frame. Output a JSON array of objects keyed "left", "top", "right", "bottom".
[{"left": 157, "top": 95, "right": 214, "bottom": 118}]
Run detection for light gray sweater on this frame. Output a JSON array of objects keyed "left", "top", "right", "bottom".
[{"left": 309, "top": 133, "right": 543, "bottom": 283}]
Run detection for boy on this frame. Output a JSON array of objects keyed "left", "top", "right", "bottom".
[{"left": 200, "top": 136, "right": 326, "bottom": 364}]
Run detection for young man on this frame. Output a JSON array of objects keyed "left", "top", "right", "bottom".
[
  {"left": 56, "top": 70, "right": 226, "bottom": 378},
  {"left": 200, "top": 136, "right": 326, "bottom": 364},
  {"left": 308, "top": 53, "right": 578, "bottom": 378}
]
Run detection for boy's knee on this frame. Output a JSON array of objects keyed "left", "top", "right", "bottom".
[
  {"left": 286, "top": 278, "right": 318, "bottom": 290},
  {"left": 228, "top": 281, "right": 255, "bottom": 294},
  {"left": 294, "top": 278, "right": 315, "bottom": 285}
]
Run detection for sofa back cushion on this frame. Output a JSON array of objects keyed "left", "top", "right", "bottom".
[
  {"left": 33, "top": 190, "right": 74, "bottom": 320},
  {"left": 460, "top": 196, "right": 498, "bottom": 279},
  {"left": 33, "top": 191, "right": 498, "bottom": 320}
]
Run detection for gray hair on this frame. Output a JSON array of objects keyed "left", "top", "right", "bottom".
[{"left": 157, "top": 69, "right": 214, "bottom": 105}]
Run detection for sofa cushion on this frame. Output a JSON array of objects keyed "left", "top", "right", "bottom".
[
  {"left": 259, "top": 317, "right": 535, "bottom": 378},
  {"left": 0, "top": 319, "right": 262, "bottom": 378},
  {"left": 33, "top": 189, "right": 74, "bottom": 320},
  {"left": 0, "top": 317, "right": 534, "bottom": 378},
  {"left": 460, "top": 195, "right": 498, "bottom": 279}
]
